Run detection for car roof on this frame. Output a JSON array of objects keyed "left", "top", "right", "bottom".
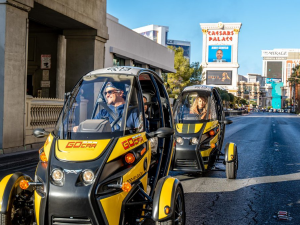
[
  {"left": 183, "top": 85, "right": 215, "bottom": 92},
  {"left": 83, "top": 66, "right": 164, "bottom": 83}
]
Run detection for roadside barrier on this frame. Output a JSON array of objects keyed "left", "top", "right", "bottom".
[{"left": 225, "top": 110, "right": 248, "bottom": 117}]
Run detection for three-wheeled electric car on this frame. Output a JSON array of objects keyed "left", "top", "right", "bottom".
[
  {"left": 0, "top": 67, "right": 185, "bottom": 225},
  {"left": 171, "top": 85, "right": 238, "bottom": 179}
]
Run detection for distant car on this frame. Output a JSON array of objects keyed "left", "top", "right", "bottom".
[{"left": 172, "top": 85, "right": 238, "bottom": 179}]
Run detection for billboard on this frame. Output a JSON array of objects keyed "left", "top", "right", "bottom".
[
  {"left": 206, "top": 71, "right": 232, "bottom": 85},
  {"left": 208, "top": 45, "right": 231, "bottom": 62},
  {"left": 262, "top": 50, "right": 288, "bottom": 57},
  {"left": 266, "top": 78, "right": 282, "bottom": 84},
  {"left": 271, "top": 82, "right": 283, "bottom": 109},
  {"left": 267, "top": 61, "right": 282, "bottom": 78}
]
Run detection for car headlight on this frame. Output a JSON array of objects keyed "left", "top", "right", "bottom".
[
  {"left": 176, "top": 137, "right": 184, "bottom": 145},
  {"left": 191, "top": 137, "right": 199, "bottom": 145},
  {"left": 51, "top": 168, "right": 64, "bottom": 183},
  {"left": 82, "top": 169, "right": 95, "bottom": 184}
]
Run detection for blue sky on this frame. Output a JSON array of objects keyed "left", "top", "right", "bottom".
[{"left": 107, "top": 0, "right": 300, "bottom": 76}]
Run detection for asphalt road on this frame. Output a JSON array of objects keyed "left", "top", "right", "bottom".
[
  {"left": 1, "top": 112, "right": 300, "bottom": 224},
  {"left": 172, "top": 112, "right": 300, "bottom": 224}
]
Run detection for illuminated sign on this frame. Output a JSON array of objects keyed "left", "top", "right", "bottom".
[
  {"left": 207, "top": 30, "right": 234, "bottom": 42},
  {"left": 206, "top": 71, "right": 232, "bottom": 85},
  {"left": 267, "top": 61, "right": 282, "bottom": 79},
  {"left": 266, "top": 78, "right": 282, "bottom": 84},
  {"left": 262, "top": 51, "right": 288, "bottom": 57},
  {"left": 208, "top": 45, "right": 231, "bottom": 63}
]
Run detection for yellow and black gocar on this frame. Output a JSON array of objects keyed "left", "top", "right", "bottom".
[
  {"left": 171, "top": 85, "right": 238, "bottom": 179},
  {"left": 0, "top": 67, "right": 185, "bottom": 225}
]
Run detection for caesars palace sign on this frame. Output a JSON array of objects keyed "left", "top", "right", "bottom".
[{"left": 203, "top": 29, "right": 240, "bottom": 42}]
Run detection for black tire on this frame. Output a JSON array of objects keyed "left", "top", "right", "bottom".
[
  {"left": 156, "top": 186, "right": 185, "bottom": 225},
  {"left": 0, "top": 214, "right": 7, "bottom": 225},
  {"left": 0, "top": 194, "right": 12, "bottom": 225},
  {"left": 226, "top": 151, "right": 238, "bottom": 179},
  {"left": 0, "top": 190, "right": 34, "bottom": 225},
  {"left": 0, "top": 213, "right": 11, "bottom": 225}
]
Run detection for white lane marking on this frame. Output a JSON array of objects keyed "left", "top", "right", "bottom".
[{"left": 183, "top": 172, "right": 300, "bottom": 193}]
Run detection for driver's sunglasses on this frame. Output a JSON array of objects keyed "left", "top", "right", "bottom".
[{"left": 105, "top": 89, "right": 119, "bottom": 95}]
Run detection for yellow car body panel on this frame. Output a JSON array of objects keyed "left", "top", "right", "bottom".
[
  {"left": 203, "top": 121, "right": 219, "bottom": 133},
  {"left": 101, "top": 149, "right": 150, "bottom": 225},
  {"left": 228, "top": 143, "right": 235, "bottom": 160},
  {"left": 34, "top": 191, "right": 42, "bottom": 225},
  {"left": 123, "top": 151, "right": 149, "bottom": 183},
  {"left": 176, "top": 120, "right": 218, "bottom": 134},
  {"left": 201, "top": 149, "right": 212, "bottom": 157},
  {"left": 166, "top": 140, "right": 175, "bottom": 175},
  {"left": 100, "top": 191, "right": 128, "bottom": 225},
  {"left": 0, "top": 174, "right": 13, "bottom": 210},
  {"left": 140, "top": 173, "right": 148, "bottom": 193},
  {"left": 158, "top": 177, "right": 175, "bottom": 220},
  {"left": 108, "top": 132, "right": 147, "bottom": 162},
  {"left": 56, "top": 139, "right": 110, "bottom": 161},
  {"left": 176, "top": 123, "right": 203, "bottom": 134},
  {"left": 200, "top": 132, "right": 219, "bottom": 158},
  {"left": 43, "top": 133, "right": 54, "bottom": 159}
]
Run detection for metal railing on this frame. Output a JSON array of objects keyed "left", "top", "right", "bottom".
[{"left": 25, "top": 96, "right": 64, "bottom": 145}]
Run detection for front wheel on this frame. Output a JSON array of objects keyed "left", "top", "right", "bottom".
[
  {"left": 156, "top": 186, "right": 185, "bottom": 225},
  {"left": 226, "top": 150, "right": 238, "bottom": 179},
  {"left": 0, "top": 213, "right": 9, "bottom": 225},
  {"left": 0, "top": 190, "right": 34, "bottom": 225}
]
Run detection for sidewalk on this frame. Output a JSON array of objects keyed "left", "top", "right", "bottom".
[{"left": 0, "top": 148, "right": 39, "bottom": 170}]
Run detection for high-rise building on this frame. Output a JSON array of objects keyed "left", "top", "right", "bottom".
[
  {"left": 133, "top": 25, "right": 191, "bottom": 60},
  {"left": 261, "top": 49, "right": 300, "bottom": 109}
]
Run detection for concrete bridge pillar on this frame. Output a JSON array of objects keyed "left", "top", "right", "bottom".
[
  {"left": 0, "top": 1, "right": 33, "bottom": 152},
  {"left": 64, "top": 30, "right": 106, "bottom": 92}
]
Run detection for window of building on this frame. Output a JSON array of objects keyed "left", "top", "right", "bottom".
[
  {"left": 287, "top": 63, "right": 291, "bottom": 78},
  {"left": 149, "top": 66, "right": 156, "bottom": 72},
  {"left": 113, "top": 57, "right": 125, "bottom": 66},
  {"left": 134, "top": 62, "right": 142, "bottom": 68}
]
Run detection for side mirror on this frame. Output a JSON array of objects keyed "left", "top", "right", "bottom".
[
  {"left": 147, "top": 127, "right": 174, "bottom": 139},
  {"left": 33, "top": 128, "right": 50, "bottom": 138},
  {"left": 224, "top": 119, "right": 233, "bottom": 125},
  {"left": 64, "top": 92, "right": 71, "bottom": 103}
]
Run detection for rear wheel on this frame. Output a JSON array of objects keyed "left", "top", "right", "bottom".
[
  {"left": 156, "top": 186, "right": 185, "bottom": 225},
  {"left": 226, "top": 150, "right": 238, "bottom": 179}
]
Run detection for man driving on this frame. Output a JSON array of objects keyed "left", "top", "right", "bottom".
[{"left": 73, "top": 82, "right": 139, "bottom": 132}]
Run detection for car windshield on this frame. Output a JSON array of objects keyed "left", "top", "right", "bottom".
[
  {"left": 174, "top": 91, "right": 211, "bottom": 123},
  {"left": 54, "top": 74, "right": 143, "bottom": 140}
]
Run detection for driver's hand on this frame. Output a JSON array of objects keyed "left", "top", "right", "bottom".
[{"left": 73, "top": 126, "right": 78, "bottom": 132}]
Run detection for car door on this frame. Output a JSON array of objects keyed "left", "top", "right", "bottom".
[
  {"left": 213, "top": 88, "right": 225, "bottom": 151},
  {"left": 151, "top": 74, "right": 174, "bottom": 178}
]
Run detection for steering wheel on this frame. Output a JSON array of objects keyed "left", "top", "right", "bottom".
[{"left": 96, "top": 102, "right": 121, "bottom": 129}]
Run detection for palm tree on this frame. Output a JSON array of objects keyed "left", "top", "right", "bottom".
[{"left": 288, "top": 65, "right": 300, "bottom": 112}]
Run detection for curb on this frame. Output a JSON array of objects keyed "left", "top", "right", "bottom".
[{"left": 0, "top": 149, "right": 39, "bottom": 159}]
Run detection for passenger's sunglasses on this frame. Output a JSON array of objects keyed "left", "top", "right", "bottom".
[{"left": 104, "top": 90, "right": 119, "bottom": 95}]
